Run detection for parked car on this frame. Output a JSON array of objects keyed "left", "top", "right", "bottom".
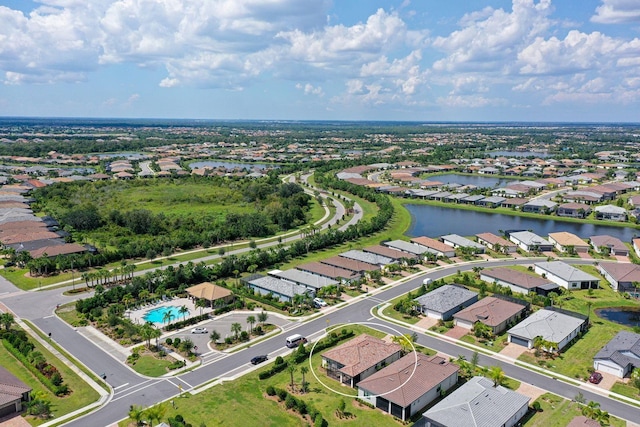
[
  {"left": 589, "top": 372, "right": 603, "bottom": 384},
  {"left": 313, "top": 297, "right": 327, "bottom": 308},
  {"left": 251, "top": 355, "right": 268, "bottom": 365},
  {"left": 191, "top": 327, "right": 208, "bottom": 334}
]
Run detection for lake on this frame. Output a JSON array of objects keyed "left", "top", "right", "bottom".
[
  {"left": 595, "top": 308, "right": 640, "bottom": 327},
  {"left": 405, "top": 204, "right": 640, "bottom": 241},
  {"left": 429, "top": 173, "right": 517, "bottom": 188},
  {"left": 189, "top": 161, "right": 271, "bottom": 170}
]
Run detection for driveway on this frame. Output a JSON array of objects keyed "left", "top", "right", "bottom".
[{"left": 499, "top": 342, "right": 529, "bottom": 359}]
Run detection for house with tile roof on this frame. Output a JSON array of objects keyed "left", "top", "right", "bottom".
[
  {"left": 453, "top": 296, "right": 528, "bottom": 335},
  {"left": 593, "top": 331, "right": 640, "bottom": 378},
  {"left": 508, "top": 231, "right": 553, "bottom": 252},
  {"left": 534, "top": 261, "right": 600, "bottom": 290},
  {"left": 475, "top": 232, "right": 517, "bottom": 253},
  {"left": 357, "top": 354, "right": 459, "bottom": 421},
  {"left": 480, "top": 267, "right": 559, "bottom": 296},
  {"left": 507, "top": 308, "right": 588, "bottom": 350},
  {"left": 422, "top": 376, "right": 530, "bottom": 427},
  {"left": 548, "top": 232, "right": 590, "bottom": 253},
  {"left": 0, "top": 366, "right": 31, "bottom": 418},
  {"left": 411, "top": 236, "right": 456, "bottom": 258},
  {"left": 597, "top": 262, "right": 640, "bottom": 293},
  {"left": 590, "top": 235, "right": 629, "bottom": 256},
  {"left": 414, "top": 285, "right": 478, "bottom": 320},
  {"left": 321, "top": 334, "right": 402, "bottom": 387}
]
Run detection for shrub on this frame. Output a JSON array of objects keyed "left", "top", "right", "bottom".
[
  {"left": 285, "top": 394, "right": 297, "bottom": 409},
  {"left": 275, "top": 356, "right": 284, "bottom": 365},
  {"left": 266, "top": 385, "right": 276, "bottom": 396},
  {"left": 165, "top": 338, "right": 173, "bottom": 346},
  {"left": 532, "top": 401, "right": 541, "bottom": 411},
  {"left": 314, "top": 414, "right": 324, "bottom": 427},
  {"left": 173, "top": 338, "right": 181, "bottom": 346},
  {"left": 276, "top": 388, "right": 287, "bottom": 402}
]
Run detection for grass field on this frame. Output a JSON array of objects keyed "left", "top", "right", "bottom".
[
  {"left": 0, "top": 327, "right": 100, "bottom": 426},
  {"left": 525, "top": 393, "right": 625, "bottom": 427},
  {"left": 129, "top": 355, "right": 176, "bottom": 377}
]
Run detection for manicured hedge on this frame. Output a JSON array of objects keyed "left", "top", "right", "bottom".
[{"left": 164, "top": 314, "right": 209, "bottom": 331}]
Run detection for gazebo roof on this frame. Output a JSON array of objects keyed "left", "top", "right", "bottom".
[{"left": 186, "top": 282, "right": 232, "bottom": 301}]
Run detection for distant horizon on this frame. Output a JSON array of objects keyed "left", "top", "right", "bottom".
[{"left": 0, "top": 116, "right": 639, "bottom": 127}]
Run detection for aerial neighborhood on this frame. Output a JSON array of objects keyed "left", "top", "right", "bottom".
[{"left": 0, "top": 121, "right": 639, "bottom": 427}]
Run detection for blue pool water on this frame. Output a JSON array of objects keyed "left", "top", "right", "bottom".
[{"left": 143, "top": 306, "right": 179, "bottom": 323}]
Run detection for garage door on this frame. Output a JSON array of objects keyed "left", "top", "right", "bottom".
[
  {"left": 0, "top": 404, "right": 16, "bottom": 418},
  {"left": 594, "top": 361, "right": 623, "bottom": 377},
  {"left": 426, "top": 310, "right": 442, "bottom": 320},
  {"left": 455, "top": 319, "right": 473, "bottom": 329},
  {"left": 510, "top": 335, "right": 529, "bottom": 347}
]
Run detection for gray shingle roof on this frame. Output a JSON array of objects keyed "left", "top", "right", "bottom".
[
  {"left": 423, "top": 376, "right": 530, "bottom": 427},
  {"left": 507, "top": 309, "right": 586, "bottom": 343},
  {"left": 534, "top": 261, "right": 600, "bottom": 283},
  {"left": 269, "top": 269, "right": 336, "bottom": 290},
  {"left": 509, "top": 230, "right": 552, "bottom": 246},
  {"left": 441, "top": 234, "right": 486, "bottom": 250},
  {"left": 247, "top": 276, "right": 308, "bottom": 298},
  {"left": 414, "top": 285, "right": 478, "bottom": 314},
  {"left": 594, "top": 331, "right": 640, "bottom": 370},
  {"left": 340, "top": 249, "right": 393, "bottom": 266},
  {"left": 384, "top": 240, "right": 433, "bottom": 255}
]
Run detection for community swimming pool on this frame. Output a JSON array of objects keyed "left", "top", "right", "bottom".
[{"left": 143, "top": 306, "right": 179, "bottom": 323}]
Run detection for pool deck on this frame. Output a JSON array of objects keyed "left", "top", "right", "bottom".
[{"left": 126, "top": 297, "right": 211, "bottom": 326}]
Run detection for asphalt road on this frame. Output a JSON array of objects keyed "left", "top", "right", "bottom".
[{"left": 49, "top": 258, "right": 640, "bottom": 426}]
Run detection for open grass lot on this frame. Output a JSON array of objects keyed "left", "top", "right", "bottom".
[
  {"left": 129, "top": 354, "right": 176, "bottom": 377},
  {"left": 0, "top": 329, "right": 100, "bottom": 426},
  {"left": 524, "top": 393, "right": 625, "bottom": 427}
]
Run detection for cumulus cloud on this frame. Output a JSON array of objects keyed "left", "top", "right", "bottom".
[
  {"left": 296, "top": 83, "right": 324, "bottom": 96},
  {"left": 591, "top": 0, "right": 640, "bottom": 24}
]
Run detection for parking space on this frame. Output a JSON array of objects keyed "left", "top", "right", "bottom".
[{"left": 166, "top": 311, "right": 292, "bottom": 354}]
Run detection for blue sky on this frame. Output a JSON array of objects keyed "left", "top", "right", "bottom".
[{"left": 0, "top": 0, "right": 638, "bottom": 122}]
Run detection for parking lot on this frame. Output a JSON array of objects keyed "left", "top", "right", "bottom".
[{"left": 166, "top": 311, "right": 293, "bottom": 354}]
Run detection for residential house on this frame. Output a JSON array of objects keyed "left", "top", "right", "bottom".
[
  {"left": 475, "top": 195, "right": 506, "bottom": 208},
  {"left": 501, "top": 197, "right": 530, "bottom": 209},
  {"left": 595, "top": 205, "right": 627, "bottom": 222},
  {"left": 556, "top": 203, "right": 591, "bottom": 219},
  {"left": 475, "top": 232, "right": 517, "bottom": 253},
  {"left": 534, "top": 261, "right": 600, "bottom": 290},
  {"left": 0, "top": 366, "right": 31, "bottom": 418},
  {"left": 440, "top": 234, "right": 486, "bottom": 253},
  {"left": 339, "top": 250, "right": 393, "bottom": 268},
  {"left": 453, "top": 296, "right": 528, "bottom": 334},
  {"left": 363, "top": 245, "right": 418, "bottom": 263},
  {"left": 508, "top": 231, "right": 553, "bottom": 252},
  {"left": 422, "top": 376, "right": 530, "bottom": 427},
  {"left": 321, "top": 334, "right": 402, "bottom": 387},
  {"left": 522, "top": 199, "right": 557, "bottom": 214},
  {"left": 357, "top": 354, "right": 459, "bottom": 421},
  {"left": 593, "top": 331, "right": 640, "bottom": 378},
  {"left": 597, "top": 262, "right": 640, "bottom": 293},
  {"left": 320, "top": 256, "right": 380, "bottom": 277},
  {"left": 245, "top": 275, "right": 310, "bottom": 303},
  {"left": 480, "top": 267, "right": 559, "bottom": 295},
  {"left": 547, "top": 232, "right": 590, "bottom": 253},
  {"left": 590, "top": 235, "right": 629, "bottom": 256},
  {"left": 411, "top": 236, "right": 456, "bottom": 258},
  {"left": 507, "top": 308, "right": 588, "bottom": 350},
  {"left": 295, "top": 262, "right": 359, "bottom": 282},
  {"left": 563, "top": 191, "right": 603, "bottom": 204},
  {"left": 383, "top": 240, "right": 436, "bottom": 259},
  {"left": 268, "top": 269, "right": 337, "bottom": 293},
  {"left": 414, "top": 285, "right": 478, "bottom": 320}
]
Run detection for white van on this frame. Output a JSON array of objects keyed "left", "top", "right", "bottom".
[
  {"left": 423, "top": 278, "right": 432, "bottom": 285},
  {"left": 285, "top": 334, "right": 307, "bottom": 348}
]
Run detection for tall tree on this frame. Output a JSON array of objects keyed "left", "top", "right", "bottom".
[
  {"left": 231, "top": 322, "right": 242, "bottom": 340},
  {"left": 488, "top": 366, "right": 505, "bottom": 387},
  {"left": 246, "top": 315, "right": 256, "bottom": 334}
]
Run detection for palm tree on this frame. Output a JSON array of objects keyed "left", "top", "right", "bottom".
[
  {"left": 195, "top": 298, "right": 207, "bottom": 315},
  {"left": 210, "top": 330, "right": 221, "bottom": 343},
  {"left": 81, "top": 272, "right": 90, "bottom": 288},
  {"left": 140, "top": 322, "right": 156, "bottom": 349},
  {"left": 582, "top": 401, "right": 601, "bottom": 419},
  {"left": 122, "top": 293, "right": 133, "bottom": 310},
  {"left": 257, "top": 311, "right": 268, "bottom": 326},
  {"left": 488, "top": 366, "right": 505, "bottom": 387},
  {"left": 178, "top": 305, "right": 189, "bottom": 321},
  {"left": 287, "top": 362, "right": 297, "bottom": 391},
  {"left": 246, "top": 315, "right": 256, "bottom": 334},
  {"left": 231, "top": 322, "right": 242, "bottom": 340},
  {"left": 144, "top": 403, "right": 167, "bottom": 427},
  {"left": 300, "top": 366, "right": 309, "bottom": 393},
  {"left": 128, "top": 404, "right": 145, "bottom": 426},
  {"left": 162, "top": 309, "right": 174, "bottom": 326},
  {"left": 0, "top": 312, "right": 14, "bottom": 330}
]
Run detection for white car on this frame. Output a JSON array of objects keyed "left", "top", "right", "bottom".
[
  {"left": 313, "top": 298, "right": 327, "bottom": 307},
  {"left": 191, "top": 327, "right": 208, "bottom": 334}
]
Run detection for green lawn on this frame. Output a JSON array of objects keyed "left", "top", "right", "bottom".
[
  {"left": 525, "top": 393, "right": 625, "bottom": 427},
  {"left": 0, "top": 328, "right": 100, "bottom": 426},
  {"left": 610, "top": 381, "right": 640, "bottom": 402},
  {"left": 129, "top": 355, "right": 176, "bottom": 377}
]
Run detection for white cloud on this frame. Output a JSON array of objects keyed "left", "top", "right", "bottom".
[
  {"left": 591, "top": 0, "right": 640, "bottom": 24},
  {"left": 437, "top": 94, "right": 507, "bottom": 108},
  {"left": 296, "top": 83, "right": 324, "bottom": 96}
]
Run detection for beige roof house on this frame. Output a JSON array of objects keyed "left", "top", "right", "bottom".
[
  {"left": 0, "top": 366, "right": 31, "bottom": 417},
  {"left": 548, "top": 232, "right": 590, "bottom": 253},
  {"left": 453, "top": 296, "right": 528, "bottom": 334}
]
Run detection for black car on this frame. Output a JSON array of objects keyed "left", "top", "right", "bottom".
[{"left": 251, "top": 355, "right": 268, "bottom": 365}]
